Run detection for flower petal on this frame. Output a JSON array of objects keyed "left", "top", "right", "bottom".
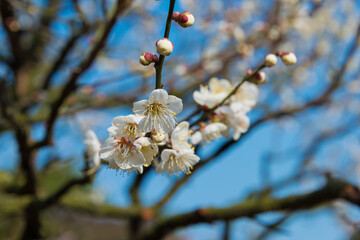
[
  {"left": 190, "top": 131, "right": 202, "bottom": 145},
  {"left": 167, "top": 95, "right": 183, "bottom": 114},
  {"left": 149, "top": 89, "right": 168, "bottom": 104},
  {"left": 133, "top": 100, "right": 148, "bottom": 115}
]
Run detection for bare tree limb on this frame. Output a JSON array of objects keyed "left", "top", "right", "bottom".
[{"left": 140, "top": 178, "right": 360, "bottom": 240}]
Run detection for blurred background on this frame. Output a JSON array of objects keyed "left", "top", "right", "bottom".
[{"left": 1, "top": 0, "right": 360, "bottom": 239}]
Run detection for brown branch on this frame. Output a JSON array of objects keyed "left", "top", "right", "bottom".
[
  {"left": 31, "top": 0, "right": 134, "bottom": 150},
  {"left": 0, "top": 0, "right": 23, "bottom": 71},
  {"left": 40, "top": 175, "right": 91, "bottom": 209},
  {"left": 140, "top": 178, "right": 360, "bottom": 240},
  {"left": 42, "top": 29, "right": 87, "bottom": 90}
]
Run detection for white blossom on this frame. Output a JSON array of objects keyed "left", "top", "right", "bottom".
[
  {"left": 216, "top": 104, "right": 250, "bottom": 140},
  {"left": 133, "top": 89, "right": 183, "bottom": 134},
  {"left": 156, "top": 149, "right": 199, "bottom": 175},
  {"left": 134, "top": 137, "right": 158, "bottom": 166},
  {"left": 100, "top": 137, "right": 145, "bottom": 174},
  {"left": 84, "top": 130, "right": 101, "bottom": 167},
  {"left": 231, "top": 81, "right": 258, "bottom": 112},
  {"left": 109, "top": 114, "right": 142, "bottom": 141},
  {"left": 170, "top": 121, "right": 193, "bottom": 151},
  {"left": 193, "top": 77, "right": 233, "bottom": 108},
  {"left": 191, "top": 122, "right": 228, "bottom": 144}
]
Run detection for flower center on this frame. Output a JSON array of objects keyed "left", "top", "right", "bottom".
[
  {"left": 146, "top": 102, "right": 166, "bottom": 116},
  {"left": 122, "top": 123, "right": 138, "bottom": 139}
]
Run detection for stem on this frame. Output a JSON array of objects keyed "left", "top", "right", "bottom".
[{"left": 155, "top": 0, "right": 176, "bottom": 89}]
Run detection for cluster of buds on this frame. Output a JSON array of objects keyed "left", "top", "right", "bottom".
[
  {"left": 139, "top": 52, "right": 159, "bottom": 66},
  {"left": 172, "top": 11, "right": 195, "bottom": 28},
  {"left": 247, "top": 69, "right": 267, "bottom": 85},
  {"left": 139, "top": 11, "right": 195, "bottom": 64},
  {"left": 278, "top": 51, "right": 297, "bottom": 66}
]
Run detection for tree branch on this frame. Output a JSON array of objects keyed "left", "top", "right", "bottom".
[
  {"left": 140, "top": 178, "right": 360, "bottom": 240},
  {"left": 31, "top": 0, "right": 133, "bottom": 150}
]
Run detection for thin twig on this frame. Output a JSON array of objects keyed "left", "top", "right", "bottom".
[{"left": 154, "top": 0, "right": 176, "bottom": 89}]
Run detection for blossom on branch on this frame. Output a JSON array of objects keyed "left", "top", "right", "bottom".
[
  {"left": 231, "top": 81, "right": 259, "bottom": 112},
  {"left": 156, "top": 149, "right": 199, "bottom": 175},
  {"left": 191, "top": 122, "right": 228, "bottom": 144},
  {"left": 193, "top": 77, "right": 233, "bottom": 109},
  {"left": 100, "top": 136, "right": 146, "bottom": 174},
  {"left": 100, "top": 114, "right": 159, "bottom": 174},
  {"left": 215, "top": 105, "right": 250, "bottom": 140},
  {"left": 157, "top": 121, "right": 199, "bottom": 175},
  {"left": 133, "top": 89, "right": 183, "bottom": 134}
]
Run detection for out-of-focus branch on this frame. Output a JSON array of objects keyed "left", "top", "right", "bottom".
[
  {"left": 129, "top": 167, "right": 151, "bottom": 207},
  {"left": 140, "top": 178, "right": 360, "bottom": 240},
  {"left": 40, "top": 175, "right": 92, "bottom": 209},
  {"left": 223, "top": 220, "right": 231, "bottom": 240},
  {"left": 255, "top": 215, "right": 291, "bottom": 240},
  {"left": 31, "top": 0, "right": 133, "bottom": 150},
  {"left": 0, "top": 0, "right": 23, "bottom": 71},
  {"left": 42, "top": 29, "right": 88, "bottom": 90}
]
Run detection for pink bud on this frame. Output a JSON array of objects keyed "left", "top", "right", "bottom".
[
  {"left": 140, "top": 52, "right": 155, "bottom": 66},
  {"left": 152, "top": 55, "right": 159, "bottom": 62},
  {"left": 250, "top": 71, "right": 267, "bottom": 85},
  {"left": 172, "top": 11, "right": 180, "bottom": 20},
  {"left": 177, "top": 11, "right": 195, "bottom": 28},
  {"left": 144, "top": 53, "right": 153, "bottom": 62},
  {"left": 178, "top": 14, "right": 189, "bottom": 23}
]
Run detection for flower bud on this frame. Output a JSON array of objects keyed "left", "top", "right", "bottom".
[
  {"left": 151, "top": 129, "right": 166, "bottom": 143},
  {"left": 250, "top": 71, "right": 267, "bottom": 85},
  {"left": 178, "top": 11, "right": 195, "bottom": 28},
  {"left": 139, "top": 52, "right": 154, "bottom": 66},
  {"left": 264, "top": 54, "right": 277, "bottom": 67},
  {"left": 172, "top": 11, "right": 180, "bottom": 20},
  {"left": 152, "top": 54, "right": 159, "bottom": 62},
  {"left": 156, "top": 38, "right": 174, "bottom": 56},
  {"left": 280, "top": 52, "right": 297, "bottom": 66}
]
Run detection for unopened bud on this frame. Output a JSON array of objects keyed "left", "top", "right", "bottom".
[
  {"left": 152, "top": 54, "right": 159, "bottom": 62},
  {"left": 280, "top": 52, "right": 297, "bottom": 66},
  {"left": 139, "top": 52, "right": 154, "bottom": 66},
  {"left": 178, "top": 11, "right": 195, "bottom": 28},
  {"left": 246, "top": 69, "right": 253, "bottom": 76},
  {"left": 264, "top": 54, "right": 277, "bottom": 67},
  {"left": 156, "top": 38, "right": 174, "bottom": 56},
  {"left": 152, "top": 129, "right": 165, "bottom": 143},
  {"left": 172, "top": 11, "right": 180, "bottom": 20},
  {"left": 250, "top": 71, "right": 267, "bottom": 85}
]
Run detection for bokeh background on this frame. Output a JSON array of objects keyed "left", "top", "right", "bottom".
[{"left": 1, "top": 0, "right": 360, "bottom": 239}]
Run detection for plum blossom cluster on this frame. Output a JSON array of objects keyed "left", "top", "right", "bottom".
[
  {"left": 192, "top": 78, "right": 257, "bottom": 144},
  {"left": 82, "top": 4, "right": 297, "bottom": 177},
  {"left": 86, "top": 89, "right": 198, "bottom": 175},
  {"left": 190, "top": 52, "right": 297, "bottom": 144},
  {"left": 84, "top": 51, "right": 297, "bottom": 176}
]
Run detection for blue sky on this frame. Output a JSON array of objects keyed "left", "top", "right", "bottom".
[{"left": 1, "top": 0, "right": 360, "bottom": 239}]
